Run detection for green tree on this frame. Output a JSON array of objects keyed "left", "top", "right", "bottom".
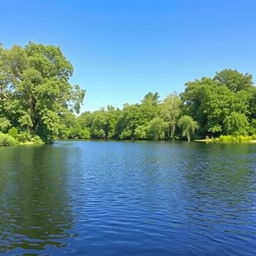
[
  {"left": 224, "top": 112, "right": 249, "bottom": 136},
  {"left": 214, "top": 69, "right": 253, "bottom": 93},
  {"left": 161, "top": 93, "right": 181, "bottom": 140},
  {"left": 141, "top": 92, "right": 160, "bottom": 105},
  {"left": 181, "top": 77, "right": 219, "bottom": 136},
  {"left": 0, "top": 42, "right": 85, "bottom": 143},
  {"left": 178, "top": 115, "right": 198, "bottom": 142},
  {"left": 147, "top": 117, "right": 167, "bottom": 140}
]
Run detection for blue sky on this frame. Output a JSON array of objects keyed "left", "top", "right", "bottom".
[{"left": 1, "top": 0, "right": 255, "bottom": 111}]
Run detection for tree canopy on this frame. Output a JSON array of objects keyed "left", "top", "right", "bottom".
[
  {"left": 0, "top": 42, "right": 85, "bottom": 143},
  {"left": 1, "top": 43, "right": 256, "bottom": 144}
]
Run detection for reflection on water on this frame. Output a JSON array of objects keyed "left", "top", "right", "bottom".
[
  {"left": 0, "top": 146, "right": 75, "bottom": 254},
  {"left": 0, "top": 141, "right": 256, "bottom": 255}
]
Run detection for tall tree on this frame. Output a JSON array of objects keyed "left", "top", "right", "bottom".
[
  {"left": 214, "top": 69, "right": 253, "bottom": 93},
  {"left": 161, "top": 93, "right": 181, "bottom": 140},
  {"left": 0, "top": 42, "right": 85, "bottom": 143}
]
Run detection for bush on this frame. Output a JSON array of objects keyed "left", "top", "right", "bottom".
[
  {"left": 8, "top": 127, "right": 19, "bottom": 138},
  {"left": 17, "top": 131, "right": 32, "bottom": 143},
  {"left": 0, "top": 132, "right": 18, "bottom": 146},
  {"left": 30, "top": 135, "right": 44, "bottom": 144},
  {"left": 251, "top": 134, "right": 256, "bottom": 140}
]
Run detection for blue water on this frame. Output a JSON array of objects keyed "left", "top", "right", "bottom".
[{"left": 0, "top": 141, "right": 256, "bottom": 255}]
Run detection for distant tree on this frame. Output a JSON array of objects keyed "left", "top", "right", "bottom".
[
  {"left": 180, "top": 77, "right": 219, "bottom": 136},
  {"left": 161, "top": 93, "right": 181, "bottom": 140},
  {"left": 214, "top": 69, "right": 253, "bottom": 93},
  {"left": 147, "top": 117, "right": 167, "bottom": 140},
  {"left": 141, "top": 92, "right": 160, "bottom": 105},
  {"left": 178, "top": 115, "right": 198, "bottom": 142},
  {"left": 134, "top": 125, "right": 148, "bottom": 140}
]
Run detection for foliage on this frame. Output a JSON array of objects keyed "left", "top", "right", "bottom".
[
  {"left": 161, "top": 93, "right": 181, "bottom": 140},
  {"left": 8, "top": 127, "right": 19, "bottom": 138},
  {"left": 0, "top": 132, "right": 18, "bottom": 146},
  {"left": 69, "top": 70, "right": 256, "bottom": 143},
  {"left": 68, "top": 127, "right": 90, "bottom": 139},
  {"left": 214, "top": 69, "right": 253, "bottom": 93},
  {"left": 147, "top": 118, "right": 167, "bottom": 140},
  {"left": 0, "top": 42, "right": 85, "bottom": 143},
  {"left": 223, "top": 112, "right": 249, "bottom": 136},
  {"left": 217, "top": 135, "right": 252, "bottom": 143},
  {"left": 178, "top": 115, "right": 198, "bottom": 141},
  {"left": 0, "top": 117, "right": 11, "bottom": 132},
  {"left": 1, "top": 43, "right": 256, "bottom": 144}
]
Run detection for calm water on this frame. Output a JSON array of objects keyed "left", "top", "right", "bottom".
[{"left": 0, "top": 141, "right": 256, "bottom": 256}]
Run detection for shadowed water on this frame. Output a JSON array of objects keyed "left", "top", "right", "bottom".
[{"left": 0, "top": 141, "right": 256, "bottom": 255}]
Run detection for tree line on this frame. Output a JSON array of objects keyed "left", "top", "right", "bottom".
[
  {"left": 64, "top": 69, "right": 256, "bottom": 142},
  {"left": 1, "top": 42, "right": 256, "bottom": 144}
]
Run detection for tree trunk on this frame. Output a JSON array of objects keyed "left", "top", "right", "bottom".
[{"left": 170, "top": 123, "right": 176, "bottom": 140}]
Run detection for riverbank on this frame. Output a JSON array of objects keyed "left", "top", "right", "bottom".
[
  {"left": 0, "top": 132, "right": 44, "bottom": 146},
  {"left": 2, "top": 132, "right": 256, "bottom": 146},
  {"left": 195, "top": 135, "right": 256, "bottom": 143}
]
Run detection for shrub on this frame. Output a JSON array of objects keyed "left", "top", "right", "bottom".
[
  {"left": 251, "top": 134, "right": 256, "bottom": 140},
  {"left": 0, "top": 132, "right": 18, "bottom": 146},
  {"left": 218, "top": 135, "right": 251, "bottom": 143},
  {"left": 30, "top": 135, "right": 44, "bottom": 144},
  {"left": 8, "top": 127, "right": 19, "bottom": 138},
  {"left": 17, "top": 131, "right": 32, "bottom": 143}
]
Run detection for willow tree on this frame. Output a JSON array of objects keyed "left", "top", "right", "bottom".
[
  {"left": 178, "top": 115, "right": 198, "bottom": 142},
  {"left": 0, "top": 42, "right": 85, "bottom": 143}
]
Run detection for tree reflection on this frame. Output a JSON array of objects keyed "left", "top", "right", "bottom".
[{"left": 0, "top": 145, "right": 75, "bottom": 254}]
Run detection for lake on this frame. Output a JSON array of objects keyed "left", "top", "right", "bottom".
[{"left": 0, "top": 141, "right": 256, "bottom": 255}]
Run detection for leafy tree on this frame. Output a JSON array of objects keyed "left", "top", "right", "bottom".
[
  {"left": 0, "top": 117, "right": 11, "bottom": 132},
  {"left": 0, "top": 42, "right": 85, "bottom": 143},
  {"left": 249, "top": 119, "right": 256, "bottom": 135},
  {"left": 141, "top": 92, "right": 160, "bottom": 105},
  {"left": 181, "top": 73, "right": 252, "bottom": 137},
  {"left": 224, "top": 112, "right": 249, "bottom": 136},
  {"left": 161, "top": 93, "right": 181, "bottom": 140},
  {"left": 181, "top": 77, "right": 219, "bottom": 136},
  {"left": 78, "top": 107, "right": 119, "bottom": 140},
  {"left": 115, "top": 93, "right": 160, "bottom": 139},
  {"left": 178, "top": 115, "right": 198, "bottom": 142},
  {"left": 2, "top": 47, "right": 256, "bottom": 144},
  {"left": 134, "top": 125, "right": 148, "bottom": 140},
  {"left": 214, "top": 69, "right": 253, "bottom": 92},
  {"left": 147, "top": 117, "right": 167, "bottom": 140},
  {"left": 68, "top": 127, "right": 90, "bottom": 139}
]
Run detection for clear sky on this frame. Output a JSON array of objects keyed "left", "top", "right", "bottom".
[{"left": 1, "top": 0, "right": 255, "bottom": 111}]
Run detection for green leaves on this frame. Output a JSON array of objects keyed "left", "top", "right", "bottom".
[
  {"left": 0, "top": 42, "right": 85, "bottom": 143},
  {"left": 181, "top": 71, "right": 255, "bottom": 137},
  {"left": 224, "top": 112, "right": 249, "bottom": 136},
  {"left": 0, "top": 117, "right": 11, "bottom": 132},
  {"left": 214, "top": 69, "right": 253, "bottom": 93},
  {"left": 1, "top": 42, "right": 256, "bottom": 143},
  {"left": 178, "top": 115, "right": 198, "bottom": 141},
  {"left": 161, "top": 94, "right": 181, "bottom": 140}
]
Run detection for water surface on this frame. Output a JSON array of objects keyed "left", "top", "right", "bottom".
[{"left": 0, "top": 141, "right": 256, "bottom": 255}]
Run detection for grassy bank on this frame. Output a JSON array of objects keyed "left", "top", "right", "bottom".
[{"left": 196, "top": 135, "right": 256, "bottom": 143}]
